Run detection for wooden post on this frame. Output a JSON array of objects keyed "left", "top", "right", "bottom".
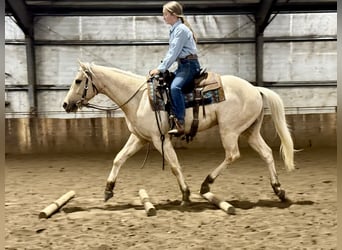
[
  {"left": 39, "top": 191, "right": 76, "bottom": 219},
  {"left": 139, "top": 189, "right": 156, "bottom": 216},
  {"left": 202, "top": 192, "right": 235, "bottom": 215}
]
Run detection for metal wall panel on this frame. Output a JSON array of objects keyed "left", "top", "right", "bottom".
[
  {"left": 5, "top": 92, "right": 30, "bottom": 115},
  {"left": 34, "top": 15, "right": 254, "bottom": 41},
  {"left": 35, "top": 16, "right": 166, "bottom": 40},
  {"left": 191, "top": 15, "right": 255, "bottom": 38},
  {"left": 5, "top": 13, "right": 337, "bottom": 118},
  {"left": 264, "top": 41, "right": 337, "bottom": 82},
  {"left": 35, "top": 43, "right": 255, "bottom": 85},
  {"left": 35, "top": 16, "right": 81, "bottom": 40},
  {"left": 270, "top": 87, "right": 336, "bottom": 113},
  {"left": 35, "top": 46, "right": 81, "bottom": 85},
  {"left": 198, "top": 43, "right": 255, "bottom": 79},
  {"left": 5, "top": 45, "right": 28, "bottom": 85},
  {"left": 264, "top": 13, "right": 337, "bottom": 37},
  {"left": 5, "top": 16, "right": 25, "bottom": 39}
]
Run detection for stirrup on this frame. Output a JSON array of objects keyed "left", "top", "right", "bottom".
[
  {"left": 168, "top": 117, "right": 184, "bottom": 136},
  {"left": 168, "top": 128, "right": 184, "bottom": 135}
]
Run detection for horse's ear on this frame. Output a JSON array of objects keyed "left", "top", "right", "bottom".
[
  {"left": 79, "top": 61, "right": 88, "bottom": 72},
  {"left": 78, "top": 59, "right": 87, "bottom": 69}
]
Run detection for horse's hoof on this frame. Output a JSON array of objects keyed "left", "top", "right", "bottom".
[
  {"left": 180, "top": 200, "right": 191, "bottom": 206},
  {"left": 200, "top": 176, "right": 214, "bottom": 194},
  {"left": 271, "top": 183, "right": 286, "bottom": 202},
  {"left": 200, "top": 185, "right": 210, "bottom": 195},
  {"left": 277, "top": 189, "right": 286, "bottom": 202},
  {"left": 104, "top": 190, "right": 113, "bottom": 202}
]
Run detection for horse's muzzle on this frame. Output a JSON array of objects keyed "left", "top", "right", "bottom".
[{"left": 63, "top": 102, "right": 78, "bottom": 113}]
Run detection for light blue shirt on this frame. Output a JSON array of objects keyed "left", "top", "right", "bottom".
[{"left": 157, "top": 19, "right": 198, "bottom": 73}]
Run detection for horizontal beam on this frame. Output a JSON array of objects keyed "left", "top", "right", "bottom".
[
  {"left": 263, "top": 35, "right": 337, "bottom": 43},
  {"left": 6, "top": 1, "right": 337, "bottom": 16},
  {"left": 5, "top": 35, "right": 337, "bottom": 46},
  {"left": 263, "top": 80, "right": 337, "bottom": 87},
  {"left": 5, "top": 84, "right": 70, "bottom": 91},
  {"left": 9, "top": 2, "right": 260, "bottom": 16},
  {"left": 275, "top": 2, "right": 337, "bottom": 14}
]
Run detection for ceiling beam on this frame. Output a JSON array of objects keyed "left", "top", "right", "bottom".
[
  {"left": 274, "top": 1, "right": 337, "bottom": 13},
  {"left": 10, "top": 3, "right": 259, "bottom": 16},
  {"left": 5, "top": 0, "right": 34, "bottom": 37},
  {"left": 5, "top": 1, "right": 337, "bottom": 16},
  {"left": 255, "top": 0, "right": 278, "bottom": 34}
]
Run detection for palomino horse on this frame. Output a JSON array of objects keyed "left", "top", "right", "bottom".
[{"left": 63, "top": 62, "right": 295, "bottom": 205}]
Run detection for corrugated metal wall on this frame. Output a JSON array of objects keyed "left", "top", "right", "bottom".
[
  {"left": 4, "top": 13, "right": 337, "bottom": 152},
  {"left": 5, "top": 13, "right": 337, "bottom": 117}
]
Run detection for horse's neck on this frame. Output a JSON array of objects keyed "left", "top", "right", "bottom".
[{"left": 93, "top": 65, "right": 145, "bottom": 114}]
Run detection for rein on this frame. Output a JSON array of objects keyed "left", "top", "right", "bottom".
[{"left": 78, "top": 74, "right": 146, "bottom": 111}]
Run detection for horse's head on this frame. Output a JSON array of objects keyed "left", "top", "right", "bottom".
[{"left": 63, "top": 62, "right": 98, "bottom": 112}]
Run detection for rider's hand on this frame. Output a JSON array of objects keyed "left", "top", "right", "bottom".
[{"left": 149, "top": 69, "right": 160, "bottom": 77}]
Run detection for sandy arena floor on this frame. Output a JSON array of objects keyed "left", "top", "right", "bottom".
[{"left": 5, "top": 147, "right": 337, "bottom": 249}]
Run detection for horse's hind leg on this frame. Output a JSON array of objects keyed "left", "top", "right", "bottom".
[
  {"left": 248, "top": 130, "right": 286, "bottom": 201},
  {"left": 200, "top": 133, "right": 240, "bottom": 195},
  {"left": 104, "top": 133, "right": 146, "bottom": 202}
]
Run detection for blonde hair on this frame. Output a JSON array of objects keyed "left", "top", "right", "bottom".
[{"left": 163, "top": 1, "right": 198, "bottom": 42}]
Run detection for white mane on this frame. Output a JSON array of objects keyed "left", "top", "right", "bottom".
[
  {"left": 79, "top": 61, "right": 143, "bottom": 80},
  {"left": 110, "top": 67, "right": 143, "bottom": 79}
]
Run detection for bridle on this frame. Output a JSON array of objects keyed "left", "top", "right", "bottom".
[
  {"left": 80, "top": 74, "right": 98, "bottom": 102},
  {"left": 76, "top": 69, "right": 146, "bottom": 112},
  {"left": 75, "top": 70, "right": 96, "bottom": 108}
]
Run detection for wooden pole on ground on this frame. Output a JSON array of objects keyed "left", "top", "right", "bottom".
[
  {"left": 202, "top": 192, "right": 235, "bottom": 215},
  {"left": 39, "top": 190, "right": 76, "bottom": 219},
  {"left": 139, "top": 189, "right": 156, "bottom": 216}
]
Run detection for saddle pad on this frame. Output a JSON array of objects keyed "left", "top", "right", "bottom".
[{"left": 184, "top": 87, "right": 225, "bottom": 108}]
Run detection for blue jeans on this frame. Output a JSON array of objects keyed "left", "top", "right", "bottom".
[{"left": 170, "top": 59, "right": 201, "bottom": 123}]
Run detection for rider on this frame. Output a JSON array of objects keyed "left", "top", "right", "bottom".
[{"left": 149, "top": 1, "right": 201, "bottom": 135}]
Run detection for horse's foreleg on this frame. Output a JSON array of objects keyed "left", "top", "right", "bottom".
[
  {"left": 152, "top": 137, "right": 190, "bottom": 205},
  {"left": 248, "top": 132, "right": 286, "bottom": 201},
  {"left": 104, "top": 133, "right": 146, "bottom": 202},
  {"left": 201, "top": 134, "right": 240, "bottom": 195}
]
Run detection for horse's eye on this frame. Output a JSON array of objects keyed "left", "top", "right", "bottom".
[{"left": 75, "top": 79, "right": 82, "bottom": 84}]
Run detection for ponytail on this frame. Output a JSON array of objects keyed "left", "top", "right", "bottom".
[{"left": 179, "top": 16, "right": 198, "bottom": 43}]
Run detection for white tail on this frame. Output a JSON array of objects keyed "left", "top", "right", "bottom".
[{"left": 257, "top": 87, "right": 295, "bottom": 171}]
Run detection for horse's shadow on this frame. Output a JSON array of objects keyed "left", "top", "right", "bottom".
[
  {"left": 63, "top": 198, "right": 314, "bottom": 214},
  {"left": 229, "top": 199, "right": 314, "bottom": 210}
]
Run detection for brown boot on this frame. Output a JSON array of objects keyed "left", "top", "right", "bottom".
[{"left": 168, "top": 119, "right": 184, "bottom": 136}]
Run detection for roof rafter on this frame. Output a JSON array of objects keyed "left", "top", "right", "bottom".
[
  {"left": 255, "top": 0, "right": 278, "bottom": 34},
  {"left": 5, "top": 1, "right": 337, "bottom": 16},
  {"left": 5, "top": 0, "right": 34, "bottom": 37}
]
